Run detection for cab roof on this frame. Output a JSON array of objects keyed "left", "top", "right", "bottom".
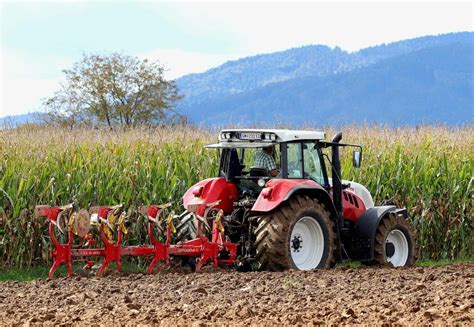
[{"left": 205, "top": 129, "right": 326, "bottom": 149}]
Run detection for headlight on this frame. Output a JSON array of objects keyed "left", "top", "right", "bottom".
[
  {"left": 263, "top": 133, "right": 276, "bottom": 141},
  {"left": 257, "top": 178, "right": 266, "bottom": 187},
  {"left": 220, "top": 132, "right": 232, "bottom": 140}
]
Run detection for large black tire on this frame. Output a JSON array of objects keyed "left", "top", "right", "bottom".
[
  {"left": 175, "top": 212, "right": 198, "bottom": 242},
  {"left": 255, "top": 195, "right": 337, "bottom": 271},
  {"left": 175, "top": 212, "right": 211, "bottom": 243},
  {"left": 373, "top": 213, "right": 417, "bottom": 267}
]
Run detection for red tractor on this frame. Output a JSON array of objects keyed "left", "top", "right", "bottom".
[{"left": 176, "top": 129, "right": 417, "bottom": 270}]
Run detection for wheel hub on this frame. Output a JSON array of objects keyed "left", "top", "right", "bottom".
[
  {"left": 291, "top": 235, "right": 303, "bottom": 252},
  {"left": 385, "top": 229, "right": 409, "bottom": 266},
  {"left": 290, "top": 216, "right": 325, "bottom": 270},
  {"left": 385, "top": 242, "right": 395, "bottom": 257}
]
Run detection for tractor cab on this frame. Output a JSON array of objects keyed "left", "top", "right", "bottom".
[{"left": 205, "top": 129, "right": 329, "bottom": 198}]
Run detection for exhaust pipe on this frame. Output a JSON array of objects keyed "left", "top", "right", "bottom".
[{"left": 331, "top": 132, "right": 343, "bottom": 226}]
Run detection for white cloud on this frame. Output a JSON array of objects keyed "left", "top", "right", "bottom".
[
  {"left": 1, "top": 78, "right": 58, "bottom": 116},
  {"left": 1, "top": 50, "right": 71, "bottom": 117},
  {"left": 171, "top": 2, "right": 473, "bottom": 52},
  {"left": 139, "top": 48, "right": 243, "bottom": 79}
]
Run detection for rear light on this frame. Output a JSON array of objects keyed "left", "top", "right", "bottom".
[
  {"left": 261, "top": 187, "right": 273, "bottom": 199},
  {"left": 192, "top": 186, "right": 204, "bottom": 197}
]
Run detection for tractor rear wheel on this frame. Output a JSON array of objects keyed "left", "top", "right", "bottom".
[
  {"left": 175, "top": 212, "right": 198, "bottom": 242},
  {"left": 373, "top": 214, "right": 417, "bottom": 267},
  {"left": 175, "top": 212, "right": 211, "bottom": 242},
  {"left": 255, "top": 195, "right": 337, "bottom": 271}
]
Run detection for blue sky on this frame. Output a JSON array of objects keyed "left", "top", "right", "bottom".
[{"left": 1, "top": 1, "right": 472, "bottom": 117}]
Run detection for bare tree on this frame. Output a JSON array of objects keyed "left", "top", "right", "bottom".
[{"left": 44, "top": 53, "right": 182, "bottom": 129}]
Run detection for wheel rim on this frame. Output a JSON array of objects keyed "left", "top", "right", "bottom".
[
  {"left": 290, "top": 216, "right": 324, "bottom": 270},
  {"left": 385, "top": 229, "right": 409, "bottom": 266}
]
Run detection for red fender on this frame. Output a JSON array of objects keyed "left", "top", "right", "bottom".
[
  {"left": 251, "top": 179, "right": 328, "bottom": 212},
  {"left": 182, "top": 178, "right": 239, "bottom": 216},
  {"left": 252, "top": 179, "right": 367, "bottom": 222}
]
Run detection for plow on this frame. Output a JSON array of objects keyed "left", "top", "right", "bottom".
[
  {"left": 35, "top": 201, "right": 237, "bottom": 278},
  {"left": 35, "top": 128, "right": 417, "bottom": 278}
]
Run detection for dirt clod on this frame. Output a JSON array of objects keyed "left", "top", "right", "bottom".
[
  {"left": 192, "top": 287, "right": 208, "bottom": 295},
  {"left": 0, "top": 264, "right": 472, "bottom": 325}
]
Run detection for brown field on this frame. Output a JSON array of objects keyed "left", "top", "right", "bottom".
[{"left": 0, "top": 263, "right": 472, "bottom": 325}]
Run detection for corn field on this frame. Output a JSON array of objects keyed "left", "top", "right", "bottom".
[{"left": 0, "top": 124, "right": 472, "bottom": 267}]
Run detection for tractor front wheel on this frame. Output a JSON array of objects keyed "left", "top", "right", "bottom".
[
  {"left": 373, "top": 214, "right": 417, "bottom": 267},
  {"left": 255, "top": 195, "right": 337, "bottom": 271}
]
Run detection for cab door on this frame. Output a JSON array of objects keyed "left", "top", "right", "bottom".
[{"left": 282, "top": 142, "right": 328, "bottom": 186}]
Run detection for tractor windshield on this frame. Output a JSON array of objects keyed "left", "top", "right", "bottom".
[
  {"left": 216, "top": 145, "right": 281, "bottom": 198},
  {"left": 218, "top": 146, "right": 281, "bottom": 181}
]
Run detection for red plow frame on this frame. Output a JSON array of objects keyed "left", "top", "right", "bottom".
[{"left": 35, "top": 202, "right": 237, "bottom": 279}]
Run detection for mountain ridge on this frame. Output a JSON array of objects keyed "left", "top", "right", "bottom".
[{"left": 176, "top": 32, "right": 473, "bottom": 126}]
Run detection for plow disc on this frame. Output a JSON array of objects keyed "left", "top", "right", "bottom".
[
  {"left": 71, "top": 209, "right": 90, "bottom": 238},
  {"left": 35, "top": 202, "right": 237, "bottom": 279}
]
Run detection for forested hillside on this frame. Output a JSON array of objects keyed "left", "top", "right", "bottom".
[{"left": 176, "top": 32, "right": 473, "bottom": 125}]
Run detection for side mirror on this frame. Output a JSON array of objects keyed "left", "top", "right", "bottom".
[{"left": 352, "top": 150, "right": 362, "bottom": 168}]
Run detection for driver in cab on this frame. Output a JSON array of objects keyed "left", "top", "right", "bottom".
[{"left": 255, "top": 146, "right": 280, "bottom": 177}]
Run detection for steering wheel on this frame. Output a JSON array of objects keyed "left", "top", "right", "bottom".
[{"left": 249, "top": 167, "right": 271, "bottom": 177}]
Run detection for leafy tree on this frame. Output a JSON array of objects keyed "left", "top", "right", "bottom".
[{"left": 44, "top": 53, "right": 182, "bottom": 128}]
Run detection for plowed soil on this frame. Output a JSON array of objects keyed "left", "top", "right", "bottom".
[{"left": 0, "top": 264, "right": 472, "bottom": 326}]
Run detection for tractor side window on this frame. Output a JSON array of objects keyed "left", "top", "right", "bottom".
[
  {"left": 303, "top": 142, "right": 324, "bottom": 184},
  {"left": 287, "top": 143, "right": 303, "bottom": 178},
  {"left": 227, "top": 149, "right": 242, "bottom": 181},
  {"left": 219, "top": 149, "right": 229, "bottom": 179},
  {"left": 219, "top": 149, "right": 242, "bottom": 181}
]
